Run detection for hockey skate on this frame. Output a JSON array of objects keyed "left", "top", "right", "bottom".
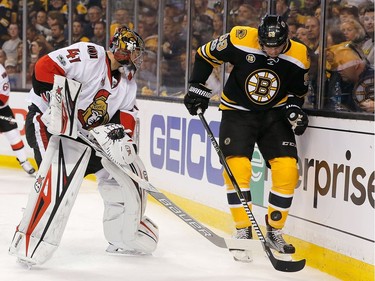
[
  {"left": 17, "top": 158, "right": 36, "bottom": 175},
  {"left": 106, "top": 243, "right": 150, "bottom": 256},
  {"left": 265, "top": 215, "right": 295, "bottom": 257},
  {"left": 229, "top": 226, "right": 253, "bottom": 262}
]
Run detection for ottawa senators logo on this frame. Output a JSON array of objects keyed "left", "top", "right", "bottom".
[{"left": 78, "top": 89, "right": 110, "bottom": 130}]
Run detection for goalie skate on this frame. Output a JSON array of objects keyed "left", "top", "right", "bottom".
[
  {"left": 106, "top": 244, "right": 150, "bottom": 256},
  {"left": 16, "top": 256, "right": 37, "bottom": 269}
]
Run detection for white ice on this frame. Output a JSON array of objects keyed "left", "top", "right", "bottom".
[{"left": 0, "top": 168, "right": 340, "bottom": 281}]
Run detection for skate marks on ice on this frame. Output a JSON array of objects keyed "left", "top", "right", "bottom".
[{"left": 0, "top": 168, "right": 339, "bottom": 281}]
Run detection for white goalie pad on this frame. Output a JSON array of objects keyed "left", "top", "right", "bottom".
[
  {"left": 41, "top": 75, "right": 82, "bottom": 138},
  {"left": 98, "top": 158, "right": 158, "bottom": 254},
  {"left": 9, "top": 135, "right": 91, "bottom": 266}
]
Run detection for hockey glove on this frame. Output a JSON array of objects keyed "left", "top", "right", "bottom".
[
  {"left": 285, "top": 104, "right": 309, "bottom": 136},
  {"left": 184, "top": 83, "right": 212, "bottom": 115},
  {"left": 90, "top": 123, "right": 137, "bottom": 165}
]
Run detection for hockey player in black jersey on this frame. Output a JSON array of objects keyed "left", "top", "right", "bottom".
[{"left": 184, "top": 14, "right": 310, "bottom": 262}]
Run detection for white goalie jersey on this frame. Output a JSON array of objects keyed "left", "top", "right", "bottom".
[{"left": 27, "top": 42, "right": 138, "bottom": 134}]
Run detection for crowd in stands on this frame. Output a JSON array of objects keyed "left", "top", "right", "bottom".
[{"left": 0, "top": 0, "right": 372, "bottom": 113}]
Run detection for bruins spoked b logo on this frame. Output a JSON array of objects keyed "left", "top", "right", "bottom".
[{"left": 245, "top": 69, "right": 279, "bottom": 104}]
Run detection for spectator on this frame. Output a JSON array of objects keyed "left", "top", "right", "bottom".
[
  {"left": 340, "top": 19, "right": 368, "bottom": 58},
  {"left": 276, "top": 0, "right": 291, "bottom": 22},
  {"left": 228, "top": 0, "right": 243, "bottom": 28},
  {"left": 0, "top": 2, "right": 12, "bottom": 45},
  {"left": 0, "top": 48, "right": 6, "bottom": 65},
  {"left": 339, "top": 5, "right": 359, "bottom": 23},
  {"left": 47, "top": 10, "right": 65, "bottom": 28},
  {"left": 361, "top": 5, "right": 374, "bottom": 66},
  {"left": 72, "top": 20, "right": 90, "bottom": 43},
  {"left": 165, "top": 3, "right": 184, "bottom": 24},
  {"left": 110, "top": 8, "right": 133, "bottom": 37},
  {"left": 326, "top": 27, "right": 346, "bottom": 48},
  {"left": 49, "top": 23, "right": 68, "bottom": 50},
  {"left": 287, "top": 20, "right": 300, "bottom": 39},
  {"left": 48, "top": 0, "right": 67, "bottom": 13},
  {"left": 35, "top": 9, "right": 51, "bottom": 38},
  {"left": 90, "top": 21, "right": 106, "bottom": 48},
  {"left": 29, "top": 40, "right": 48, "bottom": 62},
  {"left": 305, "top": 16, "right": 320, "bottom": 54},
  {"left": 27, "top": 38, "right": 49, "bottom": 85},
  {"left": 84, "top": 5, "right": 104, "bottom": 39},
  {"left": 86, "top": 0, "right": 102, "bottom": 9},
  {"left": 4, "top": 58, "right": 20, "bottom": 88},
  {"left": 192, "top": 0, "right": 215, "bottom": 44},
  {"left": 26, "top": 25, "right": 38, "bottom": 46},
  {"left": 358, "top": 0, "right": 373, "bottom": 25},
  {"left": 296, "top": 26, "right": 309, "bottom": 45},
  {"left": 161, "top": 16, "right": 186, "bottom": 94},
  {"left": 138, "top": 50, "right": 157, "bottom": 95},
  {"left": 334, "top": 44, "right": 374, "bottom": 113},
  {"left": 213, "top": 1, "right": 224, "bottom": 14},
  {"left": 193, "top": 0, "right": 215, "bottom": 20},
  {"left": 314, "top": 6, "right": 321, "bottom": 21},
  {"left": 140, "top": 7, "right": 158, "bottom": 39},
  {"left": 304, "top": 16, "right": 320, "bottom": 94},
  {"left": 2, "top": 23, "right": 21, "bottom": 62},
  {"left": 34, "top": 33, "right": 54, "bottom": 53},
  {"left": 212, "top": 13, "right": 223, "bottom": 39},
  {"left": 300, "top": 0, "right": 320, "bottom": 17},
  {"left": 235, "top": 4, "right": 258, "bottom": 27},
  {"left": 193, "top": 14, "right": 213, "bottom": 45}
]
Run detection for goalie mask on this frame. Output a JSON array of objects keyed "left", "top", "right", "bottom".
[
  {"left": 109, "top": 26, "right": 145, "bottom": 71},
  {"left": 258, "top": 15, "right": 288, "bottom": 47}
]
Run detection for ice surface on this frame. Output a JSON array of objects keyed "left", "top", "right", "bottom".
[{"left": 0, "top": 168, "right": 340, "bottom": 281}]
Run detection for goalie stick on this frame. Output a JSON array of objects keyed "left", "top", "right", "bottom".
[
  {"left": 197, "top": 109, "right": 306, "bottom": 273},
  {"left": 78, "top": 132, "right": 262, "bottom": 253}
]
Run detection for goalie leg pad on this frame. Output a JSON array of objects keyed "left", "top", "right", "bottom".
[
  {"left": 98, "top": 158, "right": 158, "bottom": 254},
  {"left": 9, "top": 135, "right": 91, "bottom": 265}
]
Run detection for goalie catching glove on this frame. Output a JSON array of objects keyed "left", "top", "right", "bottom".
[
  {"left": 184, "top": 83, "right": 212, "bottom": 115},
  {"left": 285, "top": 104, "right": 308, "bottom": 135},
  {"left": 90, "top": 123, "right": 137, "bottom": 166}
]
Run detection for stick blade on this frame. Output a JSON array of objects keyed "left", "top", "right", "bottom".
[{"left": 270, "top": 256, "right": 306, "bottom": 272}]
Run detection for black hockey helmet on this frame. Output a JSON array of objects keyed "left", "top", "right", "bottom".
[{"left": 258, "top": 15, "right": 289, "bottom": 47}]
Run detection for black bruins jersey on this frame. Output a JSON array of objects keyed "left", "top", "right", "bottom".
[
  {"left": 190, "top": 26, "right": 310, "bottom": 111},
  {"left": 353, "top": 65, "right": 374, "bottom": 109}
]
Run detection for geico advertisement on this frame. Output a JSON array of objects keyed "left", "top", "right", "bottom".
[{"left": 137, "top": 100, "right": 374, "bottom": 245}]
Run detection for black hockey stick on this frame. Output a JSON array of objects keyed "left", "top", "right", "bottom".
[
  {"left": 78, "top": 132, "right": 261, "bottom": 252},
  {"left": 197, "top": 109, "right": 306, "bottom": 272}
]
